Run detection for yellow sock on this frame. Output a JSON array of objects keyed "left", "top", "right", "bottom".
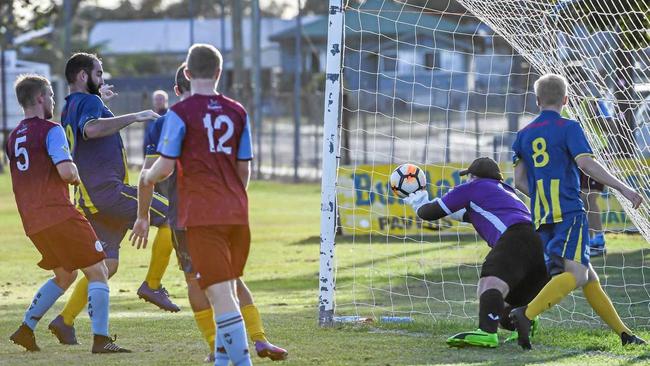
[
  {"left": 193, "top": 308, "right": 216, "bottom": 351},
  {"left": 145, "top": 226, "right": 173, "bottom": 289},
  {"left": 525, "top": 272, "right": 577, "bottom": 319},
  {"left": 583, "top": 281, "right": 631, "bottom": 335},
  {"left": 61, "top": 277, "right": 89, "bottom": 326},
  {"left": 241, "top": 304, "right": 267, "bottom": 342}
]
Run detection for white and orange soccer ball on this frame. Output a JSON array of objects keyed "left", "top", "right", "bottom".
[{"left": 390, "top": 163, "right": 426, "bottom": 198}]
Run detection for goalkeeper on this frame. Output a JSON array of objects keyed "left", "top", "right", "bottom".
[{"left": 404, "top": 157, "right": 548, "bottom": 348}]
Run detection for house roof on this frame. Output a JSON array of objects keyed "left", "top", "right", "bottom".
[{"left": 269, "top": 0, "right": 485, "bottom": 43}]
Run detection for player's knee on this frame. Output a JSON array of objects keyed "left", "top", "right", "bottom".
[
  {"left": 105, "top": 259, "right": 119, "bottom": 278},
  {"left": 53, "top": 269, "right": 78, "bottom": 290},
  {"left": 82, "top": 261, "right": 109, "bottom": 283}
]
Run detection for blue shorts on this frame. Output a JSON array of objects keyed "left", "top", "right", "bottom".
[
  {"left": 538, "top": 213, "right": 590, "bottom": 270},
  {"left": 86, "top": 185, "right": 168, "bottom": 259},
  {"left": 171, "top": 228, "right": 193, "bottom": 273}
]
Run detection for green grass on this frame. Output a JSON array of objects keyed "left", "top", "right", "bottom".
[{"left": 1, "top": 172, "right": 650, "bottom": 365}]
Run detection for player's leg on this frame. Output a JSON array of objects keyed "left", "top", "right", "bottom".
[
  {"left": 79, "top": 260, "right": 131, "bottom": 353},
  {"left": 172, "top": 228, "right": 216, "bottom": 361},
  {"left": 585, "top": 189, "right": 606, "bottom": 256},
  {"left": 51, "top": 214, "right": 124, "bottom": 344},
  {"left": 10, "top": 229, "right": 77, "bottom": 353},
  {"left": 582, "top": 264, "right": 646, "bottom": 345},
  {"left": 510, "top": 215, "right": 589, "bottom": 348},
  {"left": 128, "top": 188, "right": 178, "bottom": 311},
  {"left": 188, "top": 225, "right": 252, "bottom": 366},
  {"left": 237, "top": 279, "right": 289, "bottom": 360}
]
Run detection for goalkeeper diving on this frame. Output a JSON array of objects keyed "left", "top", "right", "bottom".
[{"left": 403, "top": 157, "right": 548, "bottom": 348}]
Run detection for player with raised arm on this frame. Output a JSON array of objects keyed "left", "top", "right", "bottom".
[
  {"left": 131, "top": 44, "right": 254, "bottom": 366},
  {"left": 48, "top": 53, "right": 179, "bottom": 346},
  {"left": 403, "top": 157, "right": 547, "bottom": 348},
  {"left": 510, "top": 73, "right": 646, "bottom": 349},
  {"left": 139, "top": 63, "right": 287, "bottom": 362},
  {"left": 7, "top": 74, "right": 129, "bottom": 353}
]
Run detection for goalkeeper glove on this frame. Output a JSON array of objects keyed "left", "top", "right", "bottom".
[{"left": 402, "top": 190, "right": 432, "bottom": 215}]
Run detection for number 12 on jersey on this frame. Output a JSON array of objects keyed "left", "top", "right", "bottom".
[{"left": 203, "top": 114, "right": 234, "bottom": 154}]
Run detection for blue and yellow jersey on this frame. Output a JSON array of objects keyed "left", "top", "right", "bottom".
[
  {"left": 512, "top": 110, "right": 593, "bottom": 227},
  {"left": 61, "top": 92, "right": 129, "bottom": 215}
]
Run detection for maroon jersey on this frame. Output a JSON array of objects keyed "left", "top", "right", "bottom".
[
  {"left": 6, "top": 117, "right": 80, "bottom": 235},
  {"left": 158, "top": 94, "right": 254, "bottom": 227}
]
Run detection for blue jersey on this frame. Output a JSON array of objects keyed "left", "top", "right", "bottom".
[
  {"left": 61, "top": 92, "right": 128, "bottom": 214},
  {"left": 512, "top": 110, "right": 593, "bottom": 227},
  {"left": 144, "top": 115, "right": 180, "bottom": 229}
]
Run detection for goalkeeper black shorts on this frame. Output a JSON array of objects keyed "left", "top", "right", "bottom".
[{"left": 480, "top": 222, "right": 549, "bottom": 308}]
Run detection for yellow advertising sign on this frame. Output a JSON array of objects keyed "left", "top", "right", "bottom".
[{"left": 337, "top": 163, "right": 634, "bottom": 236}]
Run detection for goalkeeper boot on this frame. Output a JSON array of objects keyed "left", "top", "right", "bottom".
[
  {"left": 255, "top": 340, "right": 289, "bottom": 360},
  {"left": 10, "top": 323, "right": 40, "bottom": 352},
  {"left": 622, "top": 332, "right": 646, "bottom": 346},
  {"left": 504, "top": 316, "right": 539, "bottom": 344},
  {"left": 509, "top": 306, "right": 532, "bottom": 350},
  {"left": 446, "top": 329, "right": 498, "bottom": 348},
  {"left": 137, "top": 282, "right": 180, "bottom": 313},
  {"left": 48, "top": 315, "right": 79, "bottom": 345},
  {"left": 92, "top": 335, "right": 131, "bottom": 353}
]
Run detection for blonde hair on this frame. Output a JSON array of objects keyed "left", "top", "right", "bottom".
[
  {"left": 534, "top": 73, "right": 568, "bottom": 107},
  {"left": 186, "top": 44, "right": 223, "bottom": 79},
  {"left": 14, "top": 74, "right": 50, "bottom": 108},
  {"left": 152, "top": 90, "right": 168, "bottom": 100}
]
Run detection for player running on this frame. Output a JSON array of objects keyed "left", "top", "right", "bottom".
[
  {"left": 138, "top": 63, "right": 287, "bottom": 362},
  {"left": 403, "top": 157, "right": 548, "bottom": 348},
  {"left": 7, "top": 74, "right": 129, "bottom": 353},
  {"left": 510, "top": 73, "right": 646, "bottom": 349},
  {"left": 131, "top": 43, "right": 255, "bottom": 365},
  {"left": 48, "top": 53, "right": 179, "bottom": 346}
]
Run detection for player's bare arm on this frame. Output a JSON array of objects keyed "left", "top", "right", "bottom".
[
  {"left": 55, "top": 161, "right": 81, "bottom": 186},
  {"left": 514, "top": 162, "right": 529, "bottom": 196},
  {"left": 130, "top": 157, "right": 175, "bottom": 248},
  {"left": 83, "top": 110, "right": 160, "bottom": 140},
  {"left": 576, "top": 155, "right": 643, "bottom": 208},
  {"left": 238, "top": 160, "right": 251, "bottom": 190}
]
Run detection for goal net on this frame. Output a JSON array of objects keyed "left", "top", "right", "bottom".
[{"left": 319, "top": 0, "right": 650, "bottom": 328}]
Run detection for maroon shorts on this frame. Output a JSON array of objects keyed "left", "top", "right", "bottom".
[
  {"left": 580, "top": 171, "right": 604, "bottom": 192},
  {"left": 186, "top": 225, "right": 250, "bottom": 289},
  {"left": 28, "top": 215, "right": 106, "bottom": 272}
]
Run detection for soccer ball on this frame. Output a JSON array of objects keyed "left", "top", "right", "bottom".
[{"left": 390, "top": 164, "right": 426, "bottom": 198}]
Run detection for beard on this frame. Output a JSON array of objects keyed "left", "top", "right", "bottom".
[
  {"left": 87, "top": 76, "right": 101, "bottom": 96},
  {"left": 44, "top": 107, "right": 53, "bottom": 120}
]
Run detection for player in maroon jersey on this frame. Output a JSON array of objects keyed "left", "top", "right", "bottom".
[
  {"left": 6, "top": 74, "right": 129, "bottom": 353},
  {"left": 131, "top": 44, "right": 254, "bottom": 366}
]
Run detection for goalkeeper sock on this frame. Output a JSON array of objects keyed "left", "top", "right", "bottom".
[
  {"left": 241, "top": 304, "right": 268, "bottom": 342},
  {"left": 583, "top": 280, "right": 632, "bottom": 336},
  {"left": 525, "top": 272, "right": 576, "bottom": 320},
  {"left": 193, "top": 308, "right": 216, "bottom": 351},
  {"left": 145, "top": 225, "right": 173, "bottom": 289},
  {"left": 61, "top": 277, "right": 89, "bottom": 326},
  {"left": 478, "top": 289, "right": 503, "bottom": 334}
]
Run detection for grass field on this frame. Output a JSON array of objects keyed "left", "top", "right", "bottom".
[{"left": 1, "top": 172, "right": 650, "bottom": 365}]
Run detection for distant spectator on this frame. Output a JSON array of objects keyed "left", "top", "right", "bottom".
[{"left": 152, "top": 90, "right": 168, "bottom": 115}]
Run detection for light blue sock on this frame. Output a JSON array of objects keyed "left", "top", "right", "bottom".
[
  {"left": 88, "top": 281, "right": 110, "bottom": 336},
  {"left": 23, "top": 279, "right": 64, "bottom": 330},
  {"left": 215, "top": 311, "right": 251, "bottom": 366},
  {"left": 214, "top": 332, "right": 230, "bottom": 366}
]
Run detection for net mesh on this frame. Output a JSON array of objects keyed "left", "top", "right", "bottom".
[{"left": 331, "top": 0, "right": 650, "bottom": 327}]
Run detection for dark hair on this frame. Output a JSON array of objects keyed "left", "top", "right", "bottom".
[
  {"left": 65, "top": 52, "right": 101, "bottom": 84},
  {"left": 175, "top": 62, "right": 191, "bottom": 93},
  {"left": 14, "top": 74, "right": 50, "bottom": 108},
  {"left": 186, "top": 44, "right": 222, "bottom": 79}
]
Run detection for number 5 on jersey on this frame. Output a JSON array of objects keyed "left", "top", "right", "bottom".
[
  {"left": 14, "top": 136, "right": 30, "bottom": 171},
  {"left": 203, "top": 114, "right": 234, "bottom": 154}
]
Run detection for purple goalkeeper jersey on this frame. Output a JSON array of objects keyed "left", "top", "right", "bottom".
[{"left": 439, "top": 178, "right": 532, "bottom": 247}]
